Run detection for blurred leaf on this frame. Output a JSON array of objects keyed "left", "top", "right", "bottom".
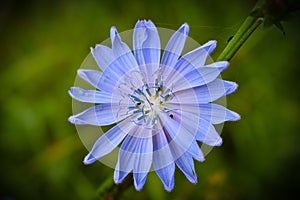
[{"left": 250, "top": 0, "right": 300, "bottom": 34}]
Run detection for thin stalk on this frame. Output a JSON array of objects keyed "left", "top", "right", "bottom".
[
  {"left": 217, "top": 16, "right": 263, "bottom": 61},
  {"left": 98, "top": 174, "right": 134, "bottom": 200}
]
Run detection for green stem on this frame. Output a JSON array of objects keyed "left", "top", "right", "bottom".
[
  {"left": 98, "top": 174, "right": 134, "bottom": 200},
  {"left": 217, "top": 16, "right": 263, "bottom": 61}
]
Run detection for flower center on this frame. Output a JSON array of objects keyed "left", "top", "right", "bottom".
[{"left": 127, "top": 80, "right": 174, "bottom": 128}]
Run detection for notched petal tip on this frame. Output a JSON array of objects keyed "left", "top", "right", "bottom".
[
  {"left": 218, "top": 61, "right": 229, "bottom": 72},
  {"left": 178, "top": 23, "right": 189, "bottom": 36},
  {"left": 185, "top": 173, "right": 198, "bottom": 184},
  {"left": 114, "top": 179, "right": 121, "bottom": 184},
  {"left": 110, "top": 26, "right": 118, "bottom": 41},
  {"left": 90, "top": 45, "right": 99, "bottom": 55},
  {"left": 225, "top": 81, "right": 238, "bottom": 95},
  {"left": 68, "top": 113, "right": 91, "bottom": 125},
  {"left": 83, "top": 154, "right": 97, "bottom": 165},
  {"left": 161, "top": 176, "right": 174, "bottom": 192},
  {"left": 113, "top": 172, "right": 123, "bottom": 184},
  {"left": 67, "top": 88, "right": 73, "bottom": 97},
  {"left": 195, "top": 155, "right": 205, "bottom": 162},
  {"left": 135, "top": 19, "right": 156, "bottom": 30},
  {"left": 155, "top": 165, "right": 175, "bottom": 192},
  {"left": 145, "top": 19, "right": 155, "bottom": 27},
  {"left": 135, "top": 20, "right": 143, "bottom": 28},
  {"left": 68, "top": 115, "right": 77, "bottom": 124},
  {"left": 164, "top": 187, "right": 173, "bottom": 192},
  {"left": 90, "top": 44, "right": 104, "bottom": 52},
  {"left": 134, "top": 173, "right": 148, "bottom": 191},
  {"left": 134, "top": 184, "right": 143, "bottom": 191},
  {"left": 90, "top": 46, "right": 94, "bottom": 53},
  {"left": 203, "top": 39, "right": 217, "bottom": 50},
  {"left": 114, "top": 174, "right": 127, "bottom": 184},
  {"left": 207, "top": 61, "right": 229, "bottom": 72},
  {"left": 77, "top": 69, "right": 87, "bottom": 78},
  {"left": 114, "top": 170, "right": 131, "bottom": 185},
  {"left": 163, "top": 180, "right": 174, "bottom": 192},
  {"left": 68, "top": 115, "right": 86, "bottom": 125},
  {"left": 229, "top": 110, "right": 241, "bottom": 121},
  {"left": 208, "top": 39, "right": 217, "bottom": 45},
  {"left": 110, "top": 26, "right": 117, "bottom": 33},
  {"left": 68, "top": 87, "right": 79, "bottom": 98},
  {"left": 214, "top": 137, "right": 223, "bottom": 146}
]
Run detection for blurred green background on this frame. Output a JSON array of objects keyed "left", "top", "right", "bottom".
[{"left": 1, "top": 0, "right": 299, "bottom": 199}]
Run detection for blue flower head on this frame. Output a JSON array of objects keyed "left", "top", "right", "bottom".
[{"left": 68, "top": 20, "right": 240, "bottom": 191}]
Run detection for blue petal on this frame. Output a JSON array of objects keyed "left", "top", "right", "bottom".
[
  {"left": 176, "top": 153, "right": 197, "bottom": 183},
  {"left": 168, "top": 110, "right": 204, "bottom": 161},
  {"left": 198, "top": 104, "right": 240, "bottom": 124},
  {"left": 164, "top": 40, "right": 217, "bottom": 84},
  {"left": 178, "top": 110, "right": 223, "bottom": 146},
  {"left": 158, "top": 112, "right": 196, "bottom": 160},
  {"left": 77, "top": 69, "right": 102, "bottom": 89},
  {"left": 100, "top": 63, "right": 127, "bottom": 83},
  {"left": 68, "top": 104, "right": 130, "bottom": 126},
  {"left": 152, "top": 121, "right": 174, "bottom": 172},
  {"left": 179, "top": 40, "right": 216, "bottom": 69},
  {"left": 154, "top": 163, "right": 175, "bottom": 192},
  {"left": 68, "top": 87, "right": 113, "bottom": 103},
  {"left": 94, "top": 27, "right": 143, "bottom": 92},
  {"left": 133, "top": 20, "right": 160, "bottom": 83},
  {"left": 110, "top": 26, "right": 138, "bottom": 71},
  {"left": 170, "top": 79, "right": 238, "bottom": 104},
  {"left": 166, "top": 103, "right": 240, "bottom": 124},
  {"left": 152, "top": 122, "right": 175, "bottom": 191},
  {"left": 199, "top": 40, "right": 217, "bottom": 55},
  {"left": 114, "top": 170, "right": 131, "bottom": 184},
  {"left": 163, "top": 107, "right": 222, "bottom": 146},
  {"left": 133, "top": 20, "right": 160, "bottom": 65},
  {"left": 114, "top": 127, "right": 153, "bottom": 186},
  {"left": 161, "top": 23, "right": 189, "bottom": 70},
  {"left": 187, "top": 140, "right": 205, "bottom": 162},
  {"left": 77, "top": 69, "right": 121, "bottom": 93},
  {"left": 90, "top": 45, "right": 114, "bottom": 71},
  {"left": 153, "top": 115, "right": 198, "bottom": 191},
  {"left": 99, "top": 60, "right": 134, "bottom": 91},
  {"left": 133, "top": 129, "right": 153, "bottom": 190},
  {"left": 114, "top": 128, "right": 139, "bottom": 184},
  {"left": 196, "top": 119, "right": 223, "bottom": 146},
  {"left": 98, "top": 61, "right": 144, "bottom": 93},
  {"left": 171, "top": 61, "right": 229, "bottom": 92},
  {"left": 83, "top": 118, "right": 134, "bottom": 164},
  {"left": 134, "top": 173, "right": 148, "bottom": 191}
]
